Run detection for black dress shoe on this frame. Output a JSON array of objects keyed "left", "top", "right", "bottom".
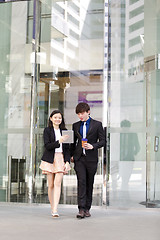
[
  {"left": 76, "top": 210, "right": 85, "bottom": 219},
  {"left": 85, "top": 210, "right": 91, "bottom": 217}
]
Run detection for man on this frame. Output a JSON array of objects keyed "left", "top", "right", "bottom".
[{"left": 70, "top": 102, "right": 105, "bottom": 219}]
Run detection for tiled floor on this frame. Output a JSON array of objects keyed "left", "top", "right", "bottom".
[{"left": 0, "top": 203, "right": 160, "bottom": 240}]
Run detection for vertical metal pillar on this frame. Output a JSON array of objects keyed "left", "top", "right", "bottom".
[
  {"left": 28, "top": 0, "right": 41, "bottom": 202},
  {"left": 103, "top": 0, "right": 110, "bottom": 206},
  {"left": 103, "top": 0, "right": 110, "bottom": 127}
]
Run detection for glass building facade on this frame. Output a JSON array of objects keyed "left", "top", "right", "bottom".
[{"left": 0, "top": 0, "right": 160, "bottom": 208}]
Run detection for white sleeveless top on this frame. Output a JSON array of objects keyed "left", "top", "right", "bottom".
[{"left": 54, "top": 128, "right": 63, "bottom": 152}]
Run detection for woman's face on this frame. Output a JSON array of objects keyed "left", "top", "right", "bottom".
[{"left": 50, "top": 113, "right": 62, "bottom": 127}]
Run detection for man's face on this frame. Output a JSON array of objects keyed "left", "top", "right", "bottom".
[{"left": 77, "top": 111, "right": 90, "bottom": 122}]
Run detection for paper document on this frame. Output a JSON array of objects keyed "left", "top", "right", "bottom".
[{"left": 62, "top": 130, "right": 74, "bottom": 143}]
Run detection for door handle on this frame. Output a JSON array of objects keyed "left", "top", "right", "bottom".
[{"left": 154, "top": 136, "right": 159, "bottom": 152}]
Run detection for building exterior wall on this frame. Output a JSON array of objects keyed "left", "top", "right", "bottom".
[{"left": 0, "top": 0, "right": 159, "bottom": 208}]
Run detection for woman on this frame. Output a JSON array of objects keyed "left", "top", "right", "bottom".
[{"left": 40, "top": 110, "right": 71, "bottom": 218}]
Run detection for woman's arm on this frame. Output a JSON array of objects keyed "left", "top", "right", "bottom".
[
  {"left": 43, "top": 128, "right": 60, "bottom": 151},
  {"left": 63, "top": 143, "right": 71, "bottom": 163}
]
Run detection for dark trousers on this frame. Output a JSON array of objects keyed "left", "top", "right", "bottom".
[{"left": 74, "top": 156, "right": 97, "bottom": 211}]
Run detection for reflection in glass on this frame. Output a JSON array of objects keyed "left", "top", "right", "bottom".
[
  {"left": 108, "top": 0, "right": 146, "bottom": 208},
  {"left": 0, "top": 1, "right": 32, "bottom": 203},
  {"left": 33, "top": 0, "right": 105, "bottom": 207},
  {"left": 120, "top": 120, "right": 140, "bottom": 191},
  {"left": 120, "top": 120, "right": 140, "bottom": 162}
]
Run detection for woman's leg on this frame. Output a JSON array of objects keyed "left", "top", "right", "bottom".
[
  {"left": 52, "top": 172, "right": 63, "bottom": 213},
  {"left": 47, "top": 173, "right": 55, "bottom": 210}
]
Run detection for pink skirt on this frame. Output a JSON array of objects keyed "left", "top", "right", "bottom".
[{"left": 39, "top": 152, "right": 71, "bottom": 174}]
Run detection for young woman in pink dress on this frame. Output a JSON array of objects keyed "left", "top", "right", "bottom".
[{"left": 40, "top": 110, "right": 71, "bottom": 217}]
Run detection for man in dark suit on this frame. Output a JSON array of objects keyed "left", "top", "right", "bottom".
[{"left": 70, "top": 102, "right": 105, "bottom": 219}]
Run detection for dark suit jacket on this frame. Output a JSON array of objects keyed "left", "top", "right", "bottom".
[
  {"left": 70, "top": 118, "right": 105, "bottom": 162},
  {"left": 41, "top": 127, "right": 70, "bottom": 164}
]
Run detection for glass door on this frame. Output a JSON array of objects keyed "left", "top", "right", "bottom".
[
  {"left": 144, "top": 0, "right": 160, "bottom": 207},
  {"left": 145, "top": 62, "right": 160, "bottom": 207},
  {"left": 0, "top": 0, "right": 32, "bottom": 202},
  {"left": 108, "top": 0, "right": 146, "bottom": 208}
]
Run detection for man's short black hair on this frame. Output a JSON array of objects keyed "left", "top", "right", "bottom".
[{"left": 75, "top": 102, "right": 90, "bottom": 114}]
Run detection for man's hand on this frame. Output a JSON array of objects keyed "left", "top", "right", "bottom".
[
  {"left": 64, "top": 162, "right": 71, "bottom": 171},
  {"left": 84, "top": 143, "right": 93, "bottom": 150},
  {"left": 71, "top": 156, "right": 74, "bottom": 163}
]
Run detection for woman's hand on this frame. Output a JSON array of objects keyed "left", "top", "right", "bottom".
[
  {"left": 59, "top": 134, "right": 69, "bottom": 143},
  {"left": 70, "top": 157, "right": 74, "bottom": 163}
]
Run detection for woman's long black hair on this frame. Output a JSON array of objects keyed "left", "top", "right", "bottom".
[{"left": 48, "top": 110, "right": 66, "bottom": 130}]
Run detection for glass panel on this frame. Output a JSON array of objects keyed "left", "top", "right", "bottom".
[
  {"left": 33, "top": 0, "right": 105, "bottom": 206},
  {"left": 0, "top": 1, "right": 32, "bottom": 202},
  {"left": 1, "top": 0, "right": 160, "bottom": 209},
  {"left": 145, "top": 70, "right": 160, "bottom": 207},
  {"left": 108, "top": 0, "right": 146, "bottom": 208},
  {"left": 145, "top": 0, "right": 160, "bottom": 207}
]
